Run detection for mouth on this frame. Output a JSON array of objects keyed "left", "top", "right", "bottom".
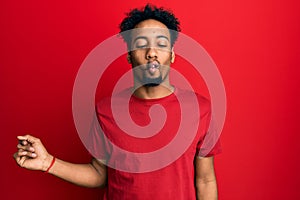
[{"left": 146, "top": 61, "right": 160, "bottom": 75}]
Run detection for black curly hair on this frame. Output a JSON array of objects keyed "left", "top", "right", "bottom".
[{"left": 119, "top": 4, "right": 181, "bottom": 49}]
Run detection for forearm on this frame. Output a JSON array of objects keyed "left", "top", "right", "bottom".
[
  {"left": 48, "top": 157, "right": 106, "bottom": 188},
  {"left": 194, "top": 156, "right": 218, "bottom": 200},
  {"left": 14, "top": 135, "right": 107, "bottom": 188},
  {"left": 196, "top": 179, "right": 218, "bottom": 200}
]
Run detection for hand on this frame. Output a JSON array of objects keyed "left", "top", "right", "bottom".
[{"left": 13, "top": 135, "right": 53, "bottom": 172}]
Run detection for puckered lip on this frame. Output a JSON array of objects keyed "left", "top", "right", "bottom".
[{"left": 146, "top": 60, "right": 160, "bottom": 70}]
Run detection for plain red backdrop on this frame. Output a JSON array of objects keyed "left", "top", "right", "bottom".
[{"left": 1, "top": 0, "right": 300, "bottom": 199}]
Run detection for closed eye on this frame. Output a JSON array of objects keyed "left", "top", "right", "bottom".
[
  {"left": 158, "top": 44, "right": 167, "bottom": 48},
  {"left": 136, "top": 44, "right": 147, "bottom": 48},
  {"left": 134, "top": 37, "right": 148, "bottom": 49}
]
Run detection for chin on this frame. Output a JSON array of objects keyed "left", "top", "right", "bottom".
[
  {"left": 143, "top": 83, "right": 160, "bottom": 87},
  {"left": 142, "top": 76, "right": 162, "bottom": 87}
]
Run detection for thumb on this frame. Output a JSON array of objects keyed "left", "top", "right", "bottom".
[{"left": 17, "top": 135, "right": 41, "bottom": 145}]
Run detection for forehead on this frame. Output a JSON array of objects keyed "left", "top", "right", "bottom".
[{"left": 131, "top": 19, "right": 170, "bottom": 39}]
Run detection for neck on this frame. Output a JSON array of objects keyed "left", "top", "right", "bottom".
[{"left": 133, "top": 83, "right": 174, "bottom": 99}]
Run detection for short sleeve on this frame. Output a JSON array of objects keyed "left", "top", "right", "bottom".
[
  {"left": 86, "top": 113, "right": 108, "bottom": 160},
  {"left": 196, "top": 114, "right": 222, "bottom": 157}
]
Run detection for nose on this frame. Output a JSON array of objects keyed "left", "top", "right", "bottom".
[{"left": 146, "top": 47, "right": 157, "bottom": 60}]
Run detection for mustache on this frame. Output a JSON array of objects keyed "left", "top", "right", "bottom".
[{"left": 146, "top": 61, "right": 160, "bottom": 69}]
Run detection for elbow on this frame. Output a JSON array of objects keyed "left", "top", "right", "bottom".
[
  {"left": 87, "top": 160, "right": 107, "bottom": 188},
  {"left": 196, "top": 175, "right": 217, "bottom": 189},
  {"left": 196, "top": 176, "right": 217, "bottom": 185},
  {"left": 86, "top": 178, "right": 107, "bottom": 188},
  {"left": 81, "top": 172, "right": 107, "bottom": 188}
]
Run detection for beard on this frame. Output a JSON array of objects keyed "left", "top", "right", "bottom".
[
  {"left": 142, "top": 75, "right": 163, "bottom": 87},
  {"left": 133, "top": 63, "right": 168, "bottom": 87}
]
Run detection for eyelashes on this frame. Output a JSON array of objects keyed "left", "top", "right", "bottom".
[
  {"left": 135, "top": 45, "right": 167, "bottom": 49},
  {"left": 134, "top": 40, "right": 169, "bottom": 49}
]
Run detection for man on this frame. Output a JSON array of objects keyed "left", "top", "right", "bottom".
[{"left": 14, "top": 4, "right": 221, "bottom": 200}]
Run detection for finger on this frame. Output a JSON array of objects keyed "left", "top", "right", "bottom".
[
  {"left": 14, "top": 153, "right": 21, "bottom": 165},
  {"left": 18, "top": 149, "right": 37, "bottom": 158},
  {"left": 13, "top": 152, "right": 20, "bottom": 161},
  {"left": 17, "top": 135, "right": 40, "bottom": 145},
  {"left": 19, "top": 139, "right": 28, "bottom": 146},
  {"left": 17, "top": 144, "right": 35, "bottom": 152},
  {"left": 13, "top": 152, "right": 25, "bottom": 166},
  {"left": 17, "top": 155, "right": 29, "bottom": 167}
]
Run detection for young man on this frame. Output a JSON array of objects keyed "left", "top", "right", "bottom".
[{"left": 14, "top": 4, "right": 221, "bottom": 200}]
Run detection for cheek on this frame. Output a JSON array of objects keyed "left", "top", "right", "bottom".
[
  {"left": 160, "top": 63, "right": 170, "bottom": 74},
  {"left": 161, "top": 53, "right": 172, "bottom": 65},
  {"left": 131, "top": 52, "right": 145, "bottom": 64},
  {"left": 161, "top": 66, "right": 170, "bottom": 74}
]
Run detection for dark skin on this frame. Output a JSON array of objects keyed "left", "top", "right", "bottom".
[{"left": 14, "top": 19, "right": 218, "bottom": 199}]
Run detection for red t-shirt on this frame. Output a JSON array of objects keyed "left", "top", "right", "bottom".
[{"left": 88, "top": 88, "right": 221, "bottom": 200}]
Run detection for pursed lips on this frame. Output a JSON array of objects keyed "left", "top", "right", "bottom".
[{"left": 146, "top": 61, "right": 160, "bottom": 75}]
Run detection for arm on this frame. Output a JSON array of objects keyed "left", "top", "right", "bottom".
[
  {"left": 195, "top": 156, "right": 218, "bottom": 200},
  {"left": 14, "top": 135, "right": 107, "bottom": 188}
]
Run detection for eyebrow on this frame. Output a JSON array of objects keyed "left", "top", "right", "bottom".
[
  {"left": 133, "top": 35, "right": 170, "bottom": 43},
  {"left": 133, "top": 36, "right": 147, "bottom": 43},
  {"left": 157, "top": 35, "right": 169, "bottom": 41}
]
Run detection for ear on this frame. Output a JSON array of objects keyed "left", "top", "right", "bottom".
[
  {"left": 171, "top": 48, "right": 175, "bottom": 63},
  {"left": 127, "top": 53, "right": 132, "bottom": 64}
]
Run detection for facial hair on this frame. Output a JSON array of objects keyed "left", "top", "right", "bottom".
[{"left": 142, "top": 75, "right": 163, "bottom": 87}]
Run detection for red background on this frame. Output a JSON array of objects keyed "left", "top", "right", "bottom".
[{"left": 1, "top": 0, "right": 300, "bottom": 199}]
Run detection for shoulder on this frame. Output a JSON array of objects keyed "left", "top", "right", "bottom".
[
  {"left": 95, "top": 88, "right": 133, "bottom": 112},
  {"left": 175, "top": 88, "right": 211, "bottom": 115}
]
